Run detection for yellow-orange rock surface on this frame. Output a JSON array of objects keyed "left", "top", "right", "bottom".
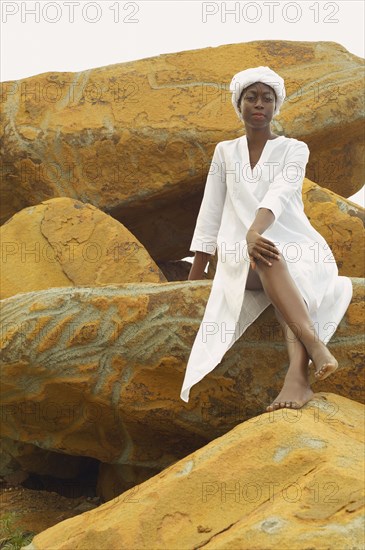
[
  {"left": 1, "top": 41, "right": 364, "bottom": 261},
  {"left": 303, "top": 179, "right": 365, "bottom": 276},
  {"left": 96, "top": 463, "right": 161, "bottom": 503},
  {"left": 0, "top": 197, "right": 166, "bottom": 298},
  {"left": 1, "top": 280, "right": 363, "bottom": 466},
  {"left": 25, "top": 393, "right": 365, "bottom": 550}
]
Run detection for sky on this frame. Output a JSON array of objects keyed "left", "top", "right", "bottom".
[{"left": 1, "top": 0, "right": 364, "bottom": 206}]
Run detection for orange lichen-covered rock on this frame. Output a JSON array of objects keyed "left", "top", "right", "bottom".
[
  {"left": 1, "top": 280, "right": 363, "bottom": 466},
  {"left": 0, "top": 197, "right": 166, "bottom": 298},
  {"left": 1, "top": 41, "right": 364, "bottom": 261},
  {"left": 302, "top": 179, "right": 364, "bottom": 277},
  {"left": 25, "top": 393, "right": 365, "bottom": 550}
]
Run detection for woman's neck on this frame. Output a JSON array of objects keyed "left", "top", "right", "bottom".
[{"left": 245, "top": 127, "right": 277, "bottom": 147}]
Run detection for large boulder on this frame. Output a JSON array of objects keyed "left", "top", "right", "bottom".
[
  {"left": 24, "top": 393, "right": 365, "bottom": 550},
  {"left": 96, "top": 463, "right": 161, "bottom": 503},
  {"left": 1, "top": 41, "right": 364, "bottom": 261},
  {"left": 1, "top": 280, "right": 363, "bottom": 466},
  {"left": 0, "top": 197, "right": 166, "bottom": 299}
]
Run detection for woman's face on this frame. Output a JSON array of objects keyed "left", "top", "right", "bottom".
[{"left": 238, "top": 82, "right": 276, "bottom": 127}]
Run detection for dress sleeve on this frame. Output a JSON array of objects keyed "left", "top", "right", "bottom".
[
  {"left": 254, "top": 140, "right": 310, "bottom": 226},
  {"left": 190, "top": 143, "right": 227, "bottom": 255}
]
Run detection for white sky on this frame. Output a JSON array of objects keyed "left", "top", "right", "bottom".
[{"left": 1, "top": 0, "right": 364, "bottom": 206}]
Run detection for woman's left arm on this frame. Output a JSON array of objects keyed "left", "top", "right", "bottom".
[
  {"left": 247, "top": 141, "right": 310, "bottom": 268},
  {"left": 254, "top": 140, "right": 310, "bottom": 226}
]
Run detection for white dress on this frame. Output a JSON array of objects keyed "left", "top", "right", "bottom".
[{"left": 180, "top": 134, "right": 353, "bottom": 403}]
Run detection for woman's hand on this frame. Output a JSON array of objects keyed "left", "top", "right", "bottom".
[{"left": 246, "top": 229, "right": 280, "bottom": 269}]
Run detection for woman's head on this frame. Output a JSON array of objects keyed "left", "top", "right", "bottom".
[
  {"left": 238, "top": 83, "right": 276, "bottom": 110},
  {"left": 238, "top": 82, "right": 277, "bottom": 127},
  {"left": 229, "top": 66, "right": 286, "bottom": 123}
]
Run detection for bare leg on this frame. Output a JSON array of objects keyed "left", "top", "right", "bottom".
[
  {"left": 266, "top": 308, "right": 314, "bottom": 411},
  {"left": 245, "top": 265, "right": 264, "bottom": 290},
  {"left": 254, "top": 254, "right": 338, "bottom": 380},
  {"left": 246, "top": 264, "right": 314, "bottom": 409}
]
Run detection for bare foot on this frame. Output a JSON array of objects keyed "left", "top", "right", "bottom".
[
  {"left": 308, "top": 341, "right": 338, "bottom": 381},
  {"left": 266, "top": 378, "right": 314, "bottom": 412}
]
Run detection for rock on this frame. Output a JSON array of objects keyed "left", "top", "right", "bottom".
[
  {"left": 24, "top": 393, "right": 365, "bottom": 550},
  {"left": 0, "top": 437, "right": 90, "bottom": 479},
  {"left": 2, "top": 469, "right": 29, "bottom": 486},
  {"left": 157, "top": 259, "right": 194, "bottom": 281},
  {"left": 96, "top": 463, "right": 161, "bottom": 502},
  {"left": 1, "top": 41, "right": 364, "bottom": 261},
  {"left": 157, "top": 259, "right": 212, "bottom": 281},
  {"left": 0, "top": 197, "right": 166, "bottom": 299},
  {"left": 1, "top": 280, "right": 363, "bottom": 467},
  {"left": 303, "top": 179, "right": 365, "bottom": 277}
]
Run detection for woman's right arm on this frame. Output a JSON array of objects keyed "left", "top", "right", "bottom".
[
  {"left": 188, "top": 251, "right": 212, "bottom": 280},
  {"left": 188, "top": 143, "right": 226, "bottom": 279}
]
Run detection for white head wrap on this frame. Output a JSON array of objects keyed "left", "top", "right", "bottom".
[{"left": 229, "top": 66, "right": 286, "bottom": 122}]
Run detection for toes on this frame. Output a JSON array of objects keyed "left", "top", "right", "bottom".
[
  {"left": 315, "top": 361, "right": 338, "bottom": 380},
  {"left": 315, "top": 365, "right": 328, "bottom": 378},
  {"left": 266, "top": 401, "right": 280, "bottom": 412},
  {"left": 267, "top": 400, "right": 297, "bottom": 410},
  {"left": 283, "top": 401, "right": 299, "bottom": 409},
  {"left": 267, "top": 399, "right": 302, "bottom": 412}
]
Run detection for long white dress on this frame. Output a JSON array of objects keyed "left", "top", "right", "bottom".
[{"left": 180, "top": 134, "right": 353, "bottom": 403}]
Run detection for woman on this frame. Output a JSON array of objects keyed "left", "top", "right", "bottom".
[{"left": 180, "top": 66, "right": 353, "bottom": 410}]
